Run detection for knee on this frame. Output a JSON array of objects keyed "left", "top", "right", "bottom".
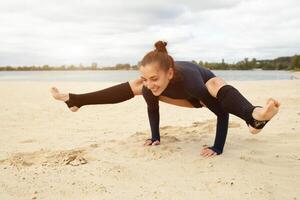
[
  {"left": 129, "top": 79, "right": 143, "bottom": 95},
  {"left": 212, "top": 78, "right": 226, "bottom": 89},
  {"left": 206, "top": 78, "right": 227, "bottom": 97}
]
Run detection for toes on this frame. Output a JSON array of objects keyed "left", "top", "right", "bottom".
[
  {"left": 50, "top": 87, "right": 61, "bottom": 100},
  {"left": 267, "top": 98, "right": 280, "bottom": 108},
  {"left": 267, "top": 98, "right": 276, "bottom": 104},
  {"left": 51, "top": 87, "right": 59, "bottom": 93}
]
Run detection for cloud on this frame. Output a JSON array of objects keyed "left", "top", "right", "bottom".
[{"left": 0, "top": 0, "right": 299, "bottom": 66}]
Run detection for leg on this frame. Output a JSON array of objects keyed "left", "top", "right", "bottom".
[
  {"left": 128, "top": 78, "right": 144, "bottom": 95},
  {"left": 51, "top": 79, "right": 143, "bottom": 112},
  {"left": 51, "top": 78, "right": 200, "bottom": 111},
  {"left": 205, "top": 77, "right": 227, "bottom": 98},
  {"left": 205, "top": 77, "right": 280, "bottom": 134},
  {"left": 201, "top": 111, "right": 229, "bottom": 158}
]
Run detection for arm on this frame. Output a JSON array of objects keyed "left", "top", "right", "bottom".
[
  {"left": 147, "top": 107, "right": 160, "bottom": 142},
  {"left": 208, "top": 112, "right": 229, "bottom": 154},
  {"left": 142, "top": 86, "right": 160, "bottom": 142},
  {"left": 196, "top": 90, "right": 230, "bottom": 155}
]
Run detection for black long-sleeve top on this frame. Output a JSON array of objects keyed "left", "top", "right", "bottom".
[{"left": 142, "top": 61, "right": 229, "bottom": 154}]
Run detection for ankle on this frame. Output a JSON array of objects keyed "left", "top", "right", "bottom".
[
  {"left": 252, "top": 107, "right": 263, "bottom": 120},
  {"left": 62, "top": 93, "right": 70, "bottom": 102}
]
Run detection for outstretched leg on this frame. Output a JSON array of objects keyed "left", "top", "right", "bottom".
[
  {"left": 51, "top": 79, "right": 143, "bottom": 112},
  {"left": 205, "top": 77, "right": 280, "bottom": 134},
  {"left": 51, "top": 77, "right": 204, "bottom": 110}
]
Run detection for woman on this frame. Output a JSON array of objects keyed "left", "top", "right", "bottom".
[{"left": 51, "top": 41, "right": 280, "bottom": 158}]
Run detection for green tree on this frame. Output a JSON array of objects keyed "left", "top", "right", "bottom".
[{"left": 291, "top": 55, "right": 300, "bottom": 70}]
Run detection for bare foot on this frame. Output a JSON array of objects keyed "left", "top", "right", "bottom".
[
  {"left": 50, "top": 87, "right": 79, "bottom": 112},
  {"left": 249, "top": 98, "right": 280, "bottom": 134}
]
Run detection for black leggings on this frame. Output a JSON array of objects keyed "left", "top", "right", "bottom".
[
  {"left": 216, "top": 85, "right": 268, "bottom": 129},
  {"left": 64, "top": 82, "right": 135, "bottom": 108}
]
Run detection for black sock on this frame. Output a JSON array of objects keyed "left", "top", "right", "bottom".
[
  {"left": 65, "top": 82, "right": 135, "bottom": 108},
  {"left": 216, "top": 85, "right": 258, "bottom": 128}
]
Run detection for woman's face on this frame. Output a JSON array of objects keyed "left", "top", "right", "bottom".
[{"left": 139, "top": 62, "right": 174, "bottom": 96}]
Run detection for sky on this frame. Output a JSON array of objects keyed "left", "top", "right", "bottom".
[{"left": 0, "top": 0, "right": 300, "bottom": 67}]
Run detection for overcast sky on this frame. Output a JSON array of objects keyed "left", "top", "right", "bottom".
[{"left": 0, "top": 0, "right": 299, "bottom": 66}]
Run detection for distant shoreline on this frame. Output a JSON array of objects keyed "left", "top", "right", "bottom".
[
  {"left": 1, "top": 54, "right": 300, "bottom": 71},
  {"left": 0, "top": 70, "right": 293, "bottom": 82},
  {"left": 0, "top": 68, "right": 298, "bottom": 72}
]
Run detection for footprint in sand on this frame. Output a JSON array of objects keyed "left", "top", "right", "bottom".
[
  {"left": 129, "top": 144, "right": 182, "bottom": 160},
  {"left": 161, "top": 135, "right": 180, "bottom": 143},
  {"left": 59, "top": 151, "right": 88, "bottom": 166},
  {"left": 78, "top": 120, "right": 242, "bottom": 161},
  {"left": 19, "top": 139, "right": 36, "bottom": 144},
  {"left": 44, "top": 149, "right": 88, "bottom": 166},
  {"left": 0, "top": 149, "right": 88, "bottom": 168},
  {"left": 239, "top": 155, "right": 264, "bottom": 164},
  {"left": 128, "top": 120, "right": 242, "bottom": 148},
  {"left": 90, "top": 143, "right": 100, "bottom": 148}
]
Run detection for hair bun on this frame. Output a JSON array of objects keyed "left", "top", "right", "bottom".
[{"left": 154, "top": 40, "right": 168, "bottom": 53}]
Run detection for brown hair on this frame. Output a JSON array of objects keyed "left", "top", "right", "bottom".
[{"left": 139, "top": 40, "right": 182, "bottom": 83}]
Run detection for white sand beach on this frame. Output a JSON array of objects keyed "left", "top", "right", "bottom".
[{"left": 0, "top": 80, "right": 299, "bottom": 200}]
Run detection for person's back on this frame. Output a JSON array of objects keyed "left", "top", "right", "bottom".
[{"left": 175, "top": 61, "right": 215, "bottom": 83}]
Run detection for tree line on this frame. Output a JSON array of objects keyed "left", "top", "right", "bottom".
[
  {"left": 193, "top": 55, "right": 300, "bottom": 70},
  {"left": 0, "top": 55, "right": 299, "bottom": 71},
  {"left": 0, "top": 63, "right": 138, "bottom": 71}
]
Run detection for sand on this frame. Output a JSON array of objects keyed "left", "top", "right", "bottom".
[{"left": 0, "top": 80, "right": 299, "bottom": 200}]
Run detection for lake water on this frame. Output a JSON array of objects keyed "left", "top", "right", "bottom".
[{"left": 0, "top": 70, "right": 294, "bottom": 82}]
